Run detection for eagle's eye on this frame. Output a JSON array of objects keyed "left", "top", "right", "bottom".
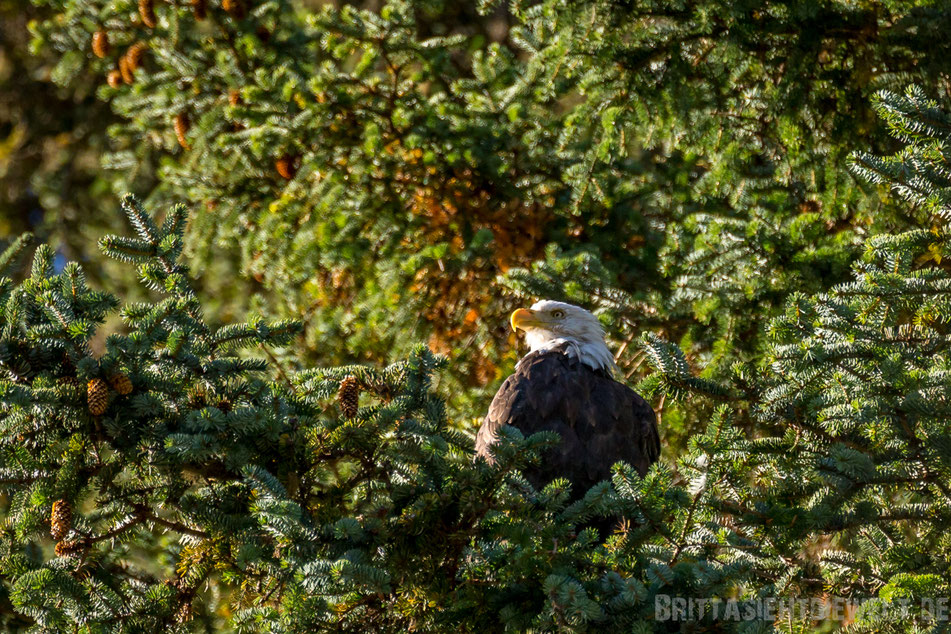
[{"left": 551, "top": 309, "right": 565, "bottom": 319}]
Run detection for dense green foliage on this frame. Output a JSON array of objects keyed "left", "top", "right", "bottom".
[
  {"left": 16, "top": 0, "right": 951, "bottom": 407},
  {"left": 0, "top": 197, "right": 762, "bottom": 632},
  {"left": 3, "top": 0, "right": 951, "bottom": 631},
  {"left": 0, "top": 1, "right": 115, "bottom": 254},
  {"left": 0, "top": 90, "right": 949, "bottom": 631}
]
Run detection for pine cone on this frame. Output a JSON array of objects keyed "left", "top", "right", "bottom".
[
  {"left": 338, "top": 376, "right": 360, "bottom": 419},
  {"left": 139, "top": 0, "right": 157, "bottom": 28},
  {"left": 50, "top": 499, "right": 73, "bottom": 541},
  {"left": 57, "top": 376, "right": 79, "bottom": 389},
  {"left": 119, "top": 55, "right": 135, "bottom": 84},
  {"left": 92, "top": 30, "right": 110, "bottom": 58},
  {"left": 125, "top": 42, "right": 147, "bottom": 72},
  {"left": 174, "top": 601, "right": 193, "bottom": 624},
  {"left": 107, "top": 69, "right": 123, "bottom": 88},
  {"left": 228, "top": 89, "right": 242, "bottom": 107},
  {"left": 222, "top": 0, "right": 246, "bottom": 20},
  {"left": 110, "top": 373, "right": 133, "bottom": 395},
  {"left": 192, "top": 0, "right": 207, "bottom": 20},
  {"left": 275, "top": 155, "right": 298, "bottom": 180},
  {"left": 87, "top": 378, "right": 110, "bottom": 416},
  {"left": 174, "top": 112, "right": 190, "bottom": 149},
  {"left": 55, "top": 539, "right": 81, "bottom": 557}
]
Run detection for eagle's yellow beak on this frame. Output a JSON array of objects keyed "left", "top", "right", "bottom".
[{"left": 510, "top": 308, "right": 546, "bottom": 332}]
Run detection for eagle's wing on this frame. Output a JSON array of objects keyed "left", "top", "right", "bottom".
[
  {"left": 475, "top": 349, "right": 660, "bottom": 493},
  {"left": 474, "top": 374, "right": 520, "bottom": 463}
]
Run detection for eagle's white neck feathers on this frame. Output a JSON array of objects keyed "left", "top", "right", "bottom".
[{"left": 516, "top": 300, "right": 618, "bottom": 375}]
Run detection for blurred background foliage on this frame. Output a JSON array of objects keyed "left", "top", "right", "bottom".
[{"left": 5, "top": 0, "right": 951, "bottom": 456}]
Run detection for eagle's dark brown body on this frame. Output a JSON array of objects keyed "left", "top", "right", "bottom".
[{"left": 475, "top": 344, "right": 660, "bottom": 495}]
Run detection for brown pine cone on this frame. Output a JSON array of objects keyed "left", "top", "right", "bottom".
[
  {"left": 119, "top": 55, "right": 135, "bottom": 84},
  {"left": 192, "top": 0, "right": 207, "bottom": 20},
  {"left": 125, "top": 42, "right": 147, "bottom": 72},
  {"left": 50, "top": 499, "right": 73, "bottom": 541},
  {"left": 174, "top": 601, "right": 194, "bottom": 624},
  {"left": 174, "top": 112, "right": 190, "bottom": 149},
  {"left": 275, "top": 155, "right": 298, "bottom": 180},
  {"left": 222, "top": 0, "right": 246, "bottom": 19},
  {"left": 107, "top": 69, "right": 123, "bottom": 88},
  {"left": 57, "top": 376, "right": 80, "bottom": 389},
  {"left": 55, "top": 539, "right": 82, "bottom": 557},
  {"left": 337, "top": 375, "right": 360, "bottom": 419},
  {"left": 92, "top": 30, "right": 110, "bottom": 58},
  {"left": 228, "top": 89, "right": 242, "bottom": 107},
  {"left": 87, "top": 378, "right": 110, "bottom": 416},
  {"left": 110, "top": 373, "right": 133, "bottom": 395},
  {"left": 139, "top": 0, "right": 157, "bottom": 28}
]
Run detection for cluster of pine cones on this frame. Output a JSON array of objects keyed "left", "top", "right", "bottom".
[
  {"left": 91, "top": 0, "right": 272, "bottom": 161},
  {"left": 85, "top": 373, "right": 134, "bottom": 416}
]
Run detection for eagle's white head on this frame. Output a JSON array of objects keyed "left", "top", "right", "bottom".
[{"left": 510, "top": 300, "right": 618, "bottom": 374}]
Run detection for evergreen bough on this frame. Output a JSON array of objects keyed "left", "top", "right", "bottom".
[
  {"left": 22, "top": 0, "right": 951, "bottom": 403},
  {"left": 0, "top": 196, "right": 763, "bottom": 631}
]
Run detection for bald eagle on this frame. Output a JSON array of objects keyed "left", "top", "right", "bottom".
[{"left": 475, "top": 300, "right": 660, "bottom": 495}]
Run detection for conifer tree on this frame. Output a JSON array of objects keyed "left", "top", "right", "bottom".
[
  {"left": 4, "top": 90, "right": 951, "bottom": 630},
  {"left": 632, "top": 86, "right": 951, "bottom": 631},
  {"left": 0, "top": 1, "right": 120, "bottom": 277},
  {"left": 0, "top": 196, "right": 766, "bottom": 631},
  {"left": 5, "top": 0, "right": 951, "bottom": 629},
  {"left": 19, "top": 0, "right": 951, "bottom": 407},
  {"left": 0, "top": 196, "right": 300, "bottom": 628}
]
